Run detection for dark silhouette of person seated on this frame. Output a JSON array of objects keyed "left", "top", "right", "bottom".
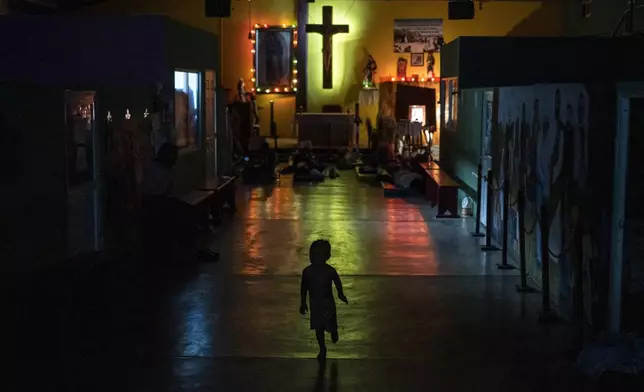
[{"left": 140, "top": 143, "right": 196, "bottom": 258}]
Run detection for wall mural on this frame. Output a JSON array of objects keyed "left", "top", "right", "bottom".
[
  {"left": 393, "top": 19, "right": 444, "bottom": 53},
  {"left": 492, "top": 85, "right": 608, "bottom": 325}
]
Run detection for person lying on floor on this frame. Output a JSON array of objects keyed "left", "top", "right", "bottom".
[{"left": 392, "top": 158, "right": 422, "bottom": 190}]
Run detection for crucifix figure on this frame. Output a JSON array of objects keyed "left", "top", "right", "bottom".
[{"left": 306, "top": 6, "right": 349, "bottom": 89}]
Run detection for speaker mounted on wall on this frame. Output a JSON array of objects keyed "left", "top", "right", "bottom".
[
  {"left": 448, "top": 0, "right": 475, "bottom": 20},
  {"left": 205, "top": 0, "right": 232, "bottom": 18}
]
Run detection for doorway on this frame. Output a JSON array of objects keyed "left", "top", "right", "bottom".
[
  {"left": 610, "top": 87, "right": 644, "bottom": 333},
  {"left": 65, "top": 91, "right": 104, "bottom": 256},
  {"left": 479, "top": 91, "right": 494, "bottom": 227},
  {"left": 205, "top": 69, "right": 218, "bottom": 179}
]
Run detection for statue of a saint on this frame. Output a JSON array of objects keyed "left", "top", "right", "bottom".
[
  {"left": 363, "top": 54, "right": 378, "bottom": 88},
  {"left": 426, "top": 51, "right": 436, "bottom": 77},
  {"left": 236, "top": 78, "right": 246, "bottom": 103}
]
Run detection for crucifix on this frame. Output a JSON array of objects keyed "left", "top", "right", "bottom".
[{"left": 305, "top": 6, "right": 349, "bottom": 89}]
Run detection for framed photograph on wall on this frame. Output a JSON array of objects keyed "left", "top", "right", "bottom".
[
  {"left": 394, "top": 19, "right": 444, "bottom": 53},
  {"left": 254, "top": 27, "right": 296, "bottom": 93},
  {"left": 410, "top": 53, "right": 424, "bottom": 67}
]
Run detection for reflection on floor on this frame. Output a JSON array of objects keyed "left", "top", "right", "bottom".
[{"left": 18, "top": 173, "right": 592, "bottom": 391}]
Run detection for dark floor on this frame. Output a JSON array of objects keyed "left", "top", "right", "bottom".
[{"left": 17, "top": 173, "right": 603, "bottom": 391}]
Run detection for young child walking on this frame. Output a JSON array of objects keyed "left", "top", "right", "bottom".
[{"left": 299, "top": 239, "right": 348, "bottom": 361}]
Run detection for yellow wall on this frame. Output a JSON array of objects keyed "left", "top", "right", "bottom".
[
  {"left": 220, "top": 1, "right": 297, "bottom": 138},
  {"left": 307, "top": 0, "right": 559, "bottom": 141},
  {"left": 83, "top": 0, "right": 560, "bottom": 140}
]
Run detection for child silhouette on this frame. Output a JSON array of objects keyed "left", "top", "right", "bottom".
[{"left": 300, "top": 240, "right": 348, "bottom": 361}]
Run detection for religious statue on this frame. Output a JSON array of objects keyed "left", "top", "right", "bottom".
[
  {"left": 250, "top": 94, "right": 261, "bottom": 135},
  {"left": 396, "top": 57, "right": 408, "bottom": 79},
  {"left": 236, "top": 78, "right": 247, "bottom": 103},
  {"left": 363, "top": 54, "right": 378, "bottom": 88},
  {"left": 426, "top": 51, "right": 436, "bottom": 77}
]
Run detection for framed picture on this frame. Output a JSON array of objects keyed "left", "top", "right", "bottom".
[
  {"left": 394, "top": 19, "right": 444, "bottom": 53},
  {"left": 397, "top": 57, "right": 408, "bottom": 79},
  {"left": 410, "top": 53, "right": 424, "bottom": 67},
  {"left": 254, "top": 27, "right": 297, "bottom": 93}
]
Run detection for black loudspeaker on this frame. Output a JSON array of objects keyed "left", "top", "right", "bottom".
[
  {"left": 448, "top": 1, "right": 475, "bottom": 20},
  {"left": 205, "top": 0, "right": 231, "bottom": 18}
]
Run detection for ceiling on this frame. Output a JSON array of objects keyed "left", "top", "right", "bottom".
[{"left": 12, "top": 0, "right": 107, "bottom": 12}]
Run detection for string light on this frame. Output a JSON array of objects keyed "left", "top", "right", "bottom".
[
  {"left": 250, "top": 24, "right": 298, "bottom": 95},
  {"left": 387, "top": 76, "right": 439, "bottom": 83}
]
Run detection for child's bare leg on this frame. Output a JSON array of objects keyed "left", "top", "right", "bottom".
[{"left": 315, "top": 328, "right": 326, "bottom": 359}]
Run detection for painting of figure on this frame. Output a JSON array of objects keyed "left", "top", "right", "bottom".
[{"left": 256, "top": 29, "right": 293, "bottom": 88}]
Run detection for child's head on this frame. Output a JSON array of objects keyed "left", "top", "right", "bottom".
[{"left": 309, "top": 239, "right": 331, "bottom": 264}]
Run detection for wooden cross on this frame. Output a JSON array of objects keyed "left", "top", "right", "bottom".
[{"left": 305, "top": 6, "right": 349, "bottom": 89}]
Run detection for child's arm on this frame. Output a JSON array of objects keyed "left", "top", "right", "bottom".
[
  {"left": 332, "top": 269, "right": 348, "bottom": 304},
  {"left": 299, "top": 270, "right": 308, "bottom": 314}
]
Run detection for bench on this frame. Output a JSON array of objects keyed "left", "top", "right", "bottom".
[
  {"left": 381, "top": 181, "right": 408, "bottom": 198},
  {"left": 418, "top": 161, "right": 441, "bottom": 173},
  {"left": 199, "top": 176, "right": 237, "bottom": 223},
  {"left": 424, "top": 170, "right": 460, "bottom": 218},
  {"left": 175, "top": 190, "right": 216, "bottom": 229}
]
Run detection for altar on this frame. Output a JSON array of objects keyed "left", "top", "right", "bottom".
[{"left": 295, "top": 112, "right": 354, "bottom": 148}]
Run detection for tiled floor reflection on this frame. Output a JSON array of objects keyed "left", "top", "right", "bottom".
[
  {"left": 222, "top": 174, "right": 515, "bottom": 277},
  {"left": 19, "top": 173, "right": 589, "bottom": 392}
]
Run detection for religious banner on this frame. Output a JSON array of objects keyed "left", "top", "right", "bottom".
[
  {"left": 255, "top": 28, "right": 294, "bottom": 89},
  {"left": 393, "top": 19, "right": 443, "bottom": 53}
]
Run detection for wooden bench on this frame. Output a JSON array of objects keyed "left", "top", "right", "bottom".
[
  {"left": 418, "top": 161, "right": 441, "bottom": 173},
  {"left": 424, "top": 170, "right": 460, "bottom": 218},
  {"left": 175, "top": 190, "right": 216, "bottom": 229},
  {"left": 199, "top": 176, "right": 237, "bottom": 223}
]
